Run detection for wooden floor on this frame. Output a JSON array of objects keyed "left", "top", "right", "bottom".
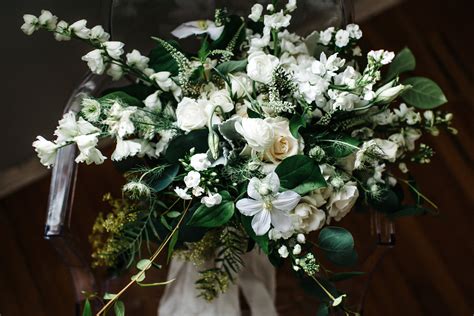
[{"left": 1, "top": 0, "right": 473, "bottom": 315}]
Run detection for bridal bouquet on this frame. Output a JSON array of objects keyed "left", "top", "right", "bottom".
[{"left": 24, "top": 1, "right": 455, "bottom": 315}]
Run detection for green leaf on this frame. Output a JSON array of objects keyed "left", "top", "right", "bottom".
[
  {"left": 101, "top": 83, "right": 156, "bottom": 101},
  {"left": 167, "top": 231, "right": 179, "bottom": 262},
  {"left": 388, "top": 205, "right": 431, "bottom": 219},
  {"left": 99, "top": 91, "right": 143, "bottom": 108},
  {"left": 165, "top": 129, "right": 209, "bottom": 163},
  {"left": 318, "top": 227, "right": 358, "bottom": 266},
  {"left": 188, "top": 191, "right": 234, "bottom": 227},
  {"left": 385, "top": 47, "right": 416, "bottom": 82},
  {"left": 241, "top": 215, "right": 269, "bottom": 254},
  {"left": 150, "top": 164, "right": 180, "bottom": 192},
  {"left": 328, "top": 271, "right": 364, "bottom": 282},
  {"left": 82, "top": 299, "right": 92, "bottom": 316},
  {"left": 275, "top": 155, "right": 327, "bottom": 195},
  {"left": 131, "top": 272, "right": 146, "bottom": 282},
  {"left": 402, "top": 77, "right": 447, "bottom": 109},
  {"left": 114, "top": 300, "right": 125, "bottom": 316},
  {"left": 289, "top": 114, "right": 306, "bottom": 138},
  {"left": 326, "top": 248, "right": 358, "bottom": 267},
  {"left": 166, "top": 211, "right": 181, "bottom": 218},
  {"left": 216, "top": 60, "right": 248, "bottom": 75},
  {"left": 148, "top": 39, "right": 180, "bottom": 74},
  {"left": 368, "top": 189, "right": 401, "bottom": 213},
  {"left": 210, "top": 15, "right": 246, "bottom": 50},
  {"left": 136, "top": 259, "right": 152, "bottom": 271},
  {"left": 103, "top": 293, "right": 117, "bottom": 300},
  {"left": 319, "top": 136, "right": 361, "bottom": 158},
  {"left": 316, "top": 303, "right": 329, "bottom": 316}
]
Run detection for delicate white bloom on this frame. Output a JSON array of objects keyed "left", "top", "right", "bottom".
[
  {"left": 346, "top": 24, "right": 362, "bottom": 39},
  {"left": 54, "top": 21, "right": 71, "bottom": 41},
  {"left": 267, "top": 4, "right": 275, "bottom": 11},
  {"left": 319, "top": 27, "right": 335, "bottom": 45},
  {"left": 90, "top": 25, "right": 110, "bottom": 42},
  {"left": 236, "top": 172, "right": 301, "bottom": 236},
  {"left": 69, "top": 19, "right": 90, "bottom": 39},
  {"left": 176, "top": 97, "right": 208, "bottom": 132},
  {"left": 150, "top": 71, "right": 175, "bottom": 91},
  {"left": 189, "top": 153, "right": 211, "bottom": 171},
  {"left": 184, "top": 171, "right": 201, "bottom": 188},
  {"left": 21, "top": 14, "right": 39, "bottom": 35},
  {"left": 312, "top": 52, "right": 345, "bottom": 78},
  {"left": 174, "top": 187, "right": 192, "bottom": 200},
  {"left": 296, "top": 233, "right": 306, "bottom": 244},
  {"left": 246, "top": 51, "right": 279, "bottom": 84},
  {"left": 105, "top": 102, "right": 137, "bottom": 138},
  {"left": 201, "top": 192, "right": 223, "bottom": 207},
  {"left": 38, "top": 10, "right": 57, "bottom": 31},
  {"left": 103, "top": 41, "right": 124, "bottom": 59},
  {"left": 371, "top": 109, "right": 395, "bottom": 126},
  {"left": 263, "top": 117, "right": 301, "bottom": 163},
  {"left": 424, "top": 110, "right": 434, "bottom": 125},
  {"left": 74, "top": 133, "right": 106, "bottom": 165},
  {"left": 32, "top": 136, "right": 58, "bottom": 168},
  {"left": 111, "top": 138, "right": 141, "bottom": 161},
  {"left": 123, "top": 181, "right": 151, "bottom": 198},
  {"left": 155, "top": 129, "right": 175, "bottom": 156},
  {"left": 235, "top": 118, "right": 275, "bottom": 152},
  {"left": 192, "top": 186, "right": 205, "bottom": 197},
  {"left": 399, "top": 162, "right": 409, "bottom": 173},
  {"left": 352, "top": 46, "right": 362, "bottom": 56},
  {"left": 248, "top": 4, "right": 264, "bottom": 22},
  {"left": 293, "top": 195, "right": 326, "bottom": 233},
  {"left": 136, "top": 140, "right": 156, "bottom": 159},
  {"left": 264, "top": 10, "right": 291, "bottom": 29},
  {"left": 229, "top": 73, "right": 253, "bottom": 98},
  {"left": 330, "top": 91, "right": 361, "bottom": 111},
  {"left": 375, "top": 81, "right": 407, "bottom": 103},
  {"left": 327, "top": 182, "right": 359, "bottom": 222},
  {"left": 292, "top": 244, "right": 302, "bottom": 255},
  {"left": 355, "top": 138, "right": 398, "bottom": 169},
  {"left": 171, "top": 20, "right": 224, "bottom": 40},
  {"left": 81, "top": 49, "right": 105, "bottom": 74},
  {"left": 80, "top": 98, "right": 101, "bottom": 122},
  {"left": 368, "top": 50, "right": 395, "bottom": 65},
  {"left": 286, "top": 0, "right": 297, "bottom": 12},
  {"left": 144, "top": 91, "right": 162, "bottom": 111},
  {"left": 209, "top": 89, "right": 234, "bottom": 113},
  {"left": 395, "top": 103, "right": 421, "bottom": 125},
  {"left": 126, "top": 49, "right": 149, "bottom": 71},
  {"left": 334, "top": 29, "right": 350, "bottom": 47},
  {"left": 106, "top": 64, "right": 123, "bottom": 80},
  {"left": 278, "top": 245, "right": 289, "bottom": 258},
  {"left": 404, "top": 128, "right": 422, "bottom": 151},
  {"left": 54, "top": 112, "right": 100, "bottom": 145}
]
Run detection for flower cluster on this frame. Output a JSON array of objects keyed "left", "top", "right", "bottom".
[{"left": 25, "top": 0, "right": 454, "bottom": 313}]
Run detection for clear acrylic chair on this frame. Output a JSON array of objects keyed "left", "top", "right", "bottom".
[{"left": 43, "top": 0, "right": 394, "bottom": 314}]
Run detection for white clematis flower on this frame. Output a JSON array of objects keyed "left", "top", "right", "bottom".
[
  {"left": 32, "top": 136, "right": 58, "bottom": 168},
  {"left": 171, "top": 20, "right": 224, "bottom": 41},
  {"left": 236, "top": 172, "right": 301, "bottom": 236}
]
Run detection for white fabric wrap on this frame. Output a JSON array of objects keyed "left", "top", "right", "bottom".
[{"left": 158, "top": 248, "right": 278, "bottom": 316}]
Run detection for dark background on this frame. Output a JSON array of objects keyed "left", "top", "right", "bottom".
[{"left": 0, "top": 0, "right": 473, "bottom": 315}]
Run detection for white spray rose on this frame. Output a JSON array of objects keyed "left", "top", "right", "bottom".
[
  {"left": 32, "top": 136, "right": 58, "bottom": 168},
  {"left": 235, "top": 118, "right": 275, "bottom": 151},
  {"left": 263, "top": 117, "right": 301, "bottom": 163},
  {"left": 176, "top": 97, "right": 208, "bottom": 132},
  {"left": 190, "top": 153, "right": 212, "bottom": 171},
  {"left": 327, "top": 182, "right": 359, "bottom": 222},
  {"left": 246, "top": 51, "right": 279, "bottom": 84},
  {"left": 184, "top": 171, "right": 201, "bottom": 188}
]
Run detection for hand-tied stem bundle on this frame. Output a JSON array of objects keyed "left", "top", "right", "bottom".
[{"left": 23, "top": 1, "right": 455, "bottom": 315}]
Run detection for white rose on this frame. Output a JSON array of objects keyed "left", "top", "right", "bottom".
[
  {"left": 293, "top": 196, "right": 326, "bottom": 233},
  {"left": 263, "top": 117, "right": 301, "bottom": 163},
  {"left": 184, "top": 171, "right": 201, "bottom": 188},
  {"left": 81, "top": 49, "right": 105, "bottom": 74},
  {"left": 176, "top": 97, "right": 208, "bottom": 132},
  {"left": 190, "top": 153, "right": 212, "bottom": 171},
  {"left": 201, "top": 192, "right": 223, "bottom": 208},
  {"left": 235, "top": 118, "right": 274, "bottom": 151},
  {"left": 328, "top": 182, "right": 359, "bottom": 222},
  {"left": 248, "top": 4, "right": 263, "bottom": 22},
  {"left": 247, "top": 51, "right": 279, "bottom": 84},
  {"left": 209, "top": 89, "right": 234, "bottom": 113},
  {"left": 32, "top": 136, "right": 58, "bottom": 168}
]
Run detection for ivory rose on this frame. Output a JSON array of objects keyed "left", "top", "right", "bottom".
[
  {"left": 235, "top": 117, "right": 274, "bottom": 151},
  {"left": 263, "top": 117, "right": 301, "bottom": 163},
  {"left": 246, "top": 51, "right": 279, "bottom": 84},
  {"left": 176, "top": 97, "right": 208, "bottom": 132}
]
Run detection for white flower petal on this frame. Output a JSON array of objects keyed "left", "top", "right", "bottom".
[
  {"left": 273, "top": 190, "right": 301, "bottom": 211},
  {"left": 270, "top": 209, "right": 293, "bottom": 232},
  {"left": 247, "top": 177, "right": 262, "bottom": 200},
  {"left": 251, "top": 208, "right": 271, "bottom": 236},
  {"left": 236, "top": 198, "right": 262, "bottom": 216}
]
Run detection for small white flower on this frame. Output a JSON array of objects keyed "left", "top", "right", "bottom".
[
  {"left": 150, "top": 71, "right": 174, "bottom": 91},
  {"left": 264, "top": 10, "right": 291, "bottom": 29},
  {"left": 54, "top": 112, "right": 100, "bottom": 145},
  {"left": 111, "top": 138, "right": 142, "bottom": 161},
  {"left": 327, "top": 182, "right": 359, "bottom": 222},
  {"left": 103, "top": 41, "right": 124, "bottom": 59},
  {"left": 106, "top": 64, "right": 123, "bottom": 81},
  {"left": 32, "top": 136, "right": 58, "bottom": 168},
  {"left": 423, "top": 110, "right": 434, "bottom": 125},
  {"left": 201, "top": 192, "right": 223, "bottom": 207},
  {"left": 334, "top": 29, "right": 350, "bottom": 47},
  {"left": 123, "top": 181, "right": 151, "bottom": 198},
  {"left": 399, "top": 162, "right": 409, "bottom": 173},
  {"left": 249, "top": 4, "right": 264, "bottom": 22},
  {"left": 235, "top": 117, "right": 275, "bottom": 152},
  {"left": 80, "top": 98, "right": 101, "bottom": 122},
  {"left": 171, "top": 20, "right": 224, "bottom": 40},
  {"left": 104, "top": 102, "right": 137, "bottom": 138},
  {"left": 319, "top": 27, "right": 335, "bottom": 45},
  {"left": 81, "top": 49, "right": 106, "bottom": 74},
  {"left": 155, "top": 129, "right": 176, "bottom": 156},
  {"left": 192, "top": 186, "right": 205, "bottom": 197},
  {"left": 176, "top": 97, "right": 208, "bottom": 132},
  {"left": 54, "top": 21, "right": 71, "bottom": 41},
  {"left": 236, "top": 172, "right": 301, "bottom": 236},
  {"left": 368, "top": 50, "right": 395, "bottom": 65},
  {"left": 69, "top": 19, "right": 90, "bottom": 39},
  {"left": 292, "top": 244, "right": 302, "bottom": 255},
  {"left": 246, "top": 51, "right": 279, "bottom": 84},
  {"left": 90, "top": 25, "right": 110, "bottom": 42},
  {"left": 286, "top": 0, "right": 297, "bottom": 12},
  {"left": 126, "top": 49, "right": 150, "bottom": 71},
  {"left": 292, "top": 265, "right": 300, "bottom": 271},
  {"left": 296, "top": 233, "right": 306, "bottom": 244},
  {"left": 184, "top": 171, "right": 201, "bottom": 188},
  {"left": 278, "top": 245, "right": 289, "bottom": 258},
  {"left": 267, "top": 4, "right": 275, "bottom": 11},
  {"left": 174, "top": 187, "right": 192, "bottom": 200},
  {"left": 346, "top": 24, "right": 362, "bottom": 39},
  {"left": 21, "top": 14, "right": 39, "bottom": 35},
  {"left": 190, "top": 153, "right": 212, "bottom": 171},
  {"left": 144, "top": 91, "right": 162, "bottom": 111},
  {"left": 38, "top": 10, "right": 57, "bottom": 31},
  {"left": 74, "top": 133, "right": 106, "bottom": 165}
]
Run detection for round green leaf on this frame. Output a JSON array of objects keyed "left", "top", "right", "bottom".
[
  {"left": 402, "top": 77, "right": 447, "bottom": 109},
  {"left": 114, "top": 300, "right": 125, "bottom": 316},
  {"left": 318, "top": 227, "right": 354, "bottom": 253},
  {"left": 188, "top": 191, "right": 235, "bottom": 227},
  {"left": 136, "top": 259, "right": 152, "bottom": 271},
  {"left": 150, "top": 164, "right": 179, "bottom": 192}
]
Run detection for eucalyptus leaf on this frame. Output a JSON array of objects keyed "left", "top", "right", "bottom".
[
  {"left": 104, "top": 293, "right": 117, "bottom": 300},
  {"left": 166, "top": 211, "right": 181, "bottom": 218},
  {"left": 136, "top": 259, "right": 152, "bottom": 271},
  {"left": 275, "top": 155, "right": 327, "bottom": 195},
  {"left": 131, "top": 272, "right": 146, "bottom": 282},
  {"left": 402, "top": 77, "right": 447, "bottom": 109},
  {"left": 385, "top": 47, "right": 416, "bottom": 82},
  {"left": 114, "top": 300, "right": 125, "bottom": 316},
  {"left": 150, "top": 164, "right": 179, "bottom": 192},
  {"left": 188, "top": 191, "right": 235, "bottom": 227},
  {"left": 216, "top": 60, "right": 248, "bottom": 75},
  {"left": 318, "top": 226, "right": 354, "bottom": 253}
]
